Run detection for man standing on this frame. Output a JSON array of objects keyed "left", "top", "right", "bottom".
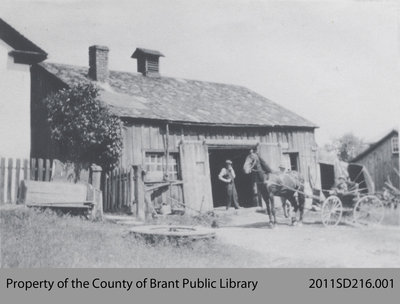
[
  {"left": 218, "top": 160, "right": 240, "bottom": 210},
  {"left": 278, "top": 163, "right": 287, "bottom": 173}
]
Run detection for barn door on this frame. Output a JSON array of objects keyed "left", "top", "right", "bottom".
[
  {"left": 257, "top": 143, "right": 282, "bottom": 171},
  {"left": 179, "top": 140, "right": 213, "bottom": 214}
]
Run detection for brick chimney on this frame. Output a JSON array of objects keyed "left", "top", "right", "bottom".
[
  {"left": 131, "top": 48, "right": 164, "bottom": 77},
  {"left": 88, "top": 45, "right": 109, "bottom": 82}
]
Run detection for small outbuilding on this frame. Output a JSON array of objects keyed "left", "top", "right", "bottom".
[{"left": 351, "top": 129, "right": 399, "bottom": 191}]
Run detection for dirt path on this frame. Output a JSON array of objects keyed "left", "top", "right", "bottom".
[{"left": 214, "top": 207, "right": 400, "bottom": 267}]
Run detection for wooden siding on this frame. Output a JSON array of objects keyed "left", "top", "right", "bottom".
[
  {"left": 0, "top": 157, "right": 54, "bottom": 204},
  {"left": 354, "top": 135, "right": 399, "bottom": 191},
  {"left": 30, "top": 64, "right": 319, "bottom": 213},
  {"left": 120, "top": 120, "right": 319, "bottom": 188},
  {"left": 179, "top": 140, "right": 213, "bottom": 213}
]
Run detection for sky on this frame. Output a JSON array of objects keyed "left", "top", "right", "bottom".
[{"left": 1, "top": 0, "right": 399, "bottom": 145}]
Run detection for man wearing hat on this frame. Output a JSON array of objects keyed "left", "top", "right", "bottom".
[
  {"left": 218, "top": 160, "right": 240, "bottom": 210},
  {"left": 278, "top": 163, "right": 287, "bottom": 173}
]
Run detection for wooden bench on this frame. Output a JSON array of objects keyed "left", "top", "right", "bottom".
[{"left": 18, "top": 180, "right": 103, "bottom": 220}]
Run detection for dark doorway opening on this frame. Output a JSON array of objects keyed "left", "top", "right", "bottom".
[
  {"left": 319, "top": 163, "right": 335, "bottom": 197},
  {"left": 288, "top": 153, "right": 299, "bottom": 171},
  {"left": 283, "top": 152, "right": 300, "bottom": 171},
  {"left": 209, "top": 148, "right": 254, "bottom": 208}
]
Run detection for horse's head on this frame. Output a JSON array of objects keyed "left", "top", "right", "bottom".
[{"left": 243, "top": 152, "right": 257, "bottom": 174}]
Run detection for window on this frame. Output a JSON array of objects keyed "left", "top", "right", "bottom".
[
  {"left": 282, "top": 152, "right": 299, "bottom": 172},
  {"left": 145, "top": 152, "right": 180, "bottom": 181},
  {"left": 392, "top": 136, "right": 399, "bottom": 154}
]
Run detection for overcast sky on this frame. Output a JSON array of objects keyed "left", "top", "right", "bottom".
[{"left": 1, "top": 0, "right": 399, "bottom": 144}]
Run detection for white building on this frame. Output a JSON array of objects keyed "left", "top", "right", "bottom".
[{"left": 0, "top": 18, "right": 47, "bottom": 159}]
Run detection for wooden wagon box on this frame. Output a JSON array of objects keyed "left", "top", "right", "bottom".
[{"left": 18, "top": 180, "right": 103, "bottom": 220}]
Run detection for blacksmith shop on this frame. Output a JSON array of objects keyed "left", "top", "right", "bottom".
[{"left": 31, "top": 46, "right": 319, "bottom": 214}]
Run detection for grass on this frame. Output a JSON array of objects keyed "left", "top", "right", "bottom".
[{"left": 0, "top": 206, "right": 263, "bottom": 268}]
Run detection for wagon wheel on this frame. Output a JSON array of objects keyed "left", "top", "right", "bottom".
[
  {"left": 321, "top": 196, "right": 343, "bottom": 227},
  {"left": 353, "top": 195, "right": 384, "bottom": 226}
]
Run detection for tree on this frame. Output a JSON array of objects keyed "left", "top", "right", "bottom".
[
  {"left": 44, "top": 83, "right": 123, "bottom": 179},
  {"left": 334, "top": 133, "right": 365, "bottom": 162}
]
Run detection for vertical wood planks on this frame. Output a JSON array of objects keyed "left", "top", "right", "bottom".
[
  {"left": 129, "top": 167, "right": 135, "bottom": 214},
  {"left": 44, "top": 159, "right": 51, "bottom": 181},
  {"left": 0, "top": 157, "right": 54, "bottom": 204},
  {"left": 179, "top": 140, "right": 213, "bottom": 214},
  {"left": 117, "top": 123, "right": 320, "bottom": 215},
  {"left": 37, "top": 158, "right": 44, "bottom": 181},
  {"left": 101, "top": 164, "right": 185, "bottom": 217},
  {"left": 0, "top": 158, "right": 5, "bottom": 204},
  {"left": 23, "top": 159, "right": 29, "bottom": 180},
  {"left": 102, "top": 167, "right": 134, "bottom": 212},
  {"left": 14, "top": 159, "right": 21, "bottom": 202},
  {"left": 7, "top": 158, "right": 13, "bottom": 203},
  {"left": 31, "top": 158, "right": 37, "bottom": 180}
]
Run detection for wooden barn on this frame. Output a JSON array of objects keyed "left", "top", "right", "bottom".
[
  {"left": 351, "top": 129, "right": 399, "bottom": 191},
  {"left": 31, "top": 46, "right": 319, "bottom": 214}
]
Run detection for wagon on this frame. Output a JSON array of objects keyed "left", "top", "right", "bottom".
[{"left": 319, "top": 163, "right": 385, "bottom": 227}]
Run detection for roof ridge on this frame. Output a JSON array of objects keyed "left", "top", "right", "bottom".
[
  {"left": 42, "top": 61, "right": 254, "bottom": 89},
  {"left": 351, "top": 129, "right": 398, "bottom": 162},
  {"left": 38, "top": 61, "right": 317, "bottom": 128}
]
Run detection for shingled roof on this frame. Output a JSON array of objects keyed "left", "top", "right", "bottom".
[{"left": 39, "top": 61, "right": 316, "bottom": 128}]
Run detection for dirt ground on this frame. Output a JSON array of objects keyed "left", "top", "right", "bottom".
[
  {"left": 3, "top": 204, "right": 397, "bottom": 268},
  {"left": 214, "top": 207, "right": 400, "bottom": 267}
]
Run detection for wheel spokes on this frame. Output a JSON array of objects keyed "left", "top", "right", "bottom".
[
  {"left": 354, "top": 196, "right": 384, "bottom": 225},
  {"left": 321, "top": 196, "right": 342, "bottom": 226}
]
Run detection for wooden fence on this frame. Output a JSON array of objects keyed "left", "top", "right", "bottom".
[
  {"left": 0, "top": 157, "right": 54, "bottom": 204},
  {"left": 103, "top": 166, "right": 184, "bottom": 216},
  {"left": 103, "top": 167, "right": 135, "bottom": 212},
  {"left": 0, "top": 156, "right": 186, "bottom": 217}
]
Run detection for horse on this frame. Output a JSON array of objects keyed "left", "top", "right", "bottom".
[{"left": 243, "top": 151, "right": 305, "bottom": 226}]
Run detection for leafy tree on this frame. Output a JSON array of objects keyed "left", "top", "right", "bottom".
[
  {"left": 44, "top": 83, "right": 123, "bottom": 179},
  {"left": 334, "top": 133, "right": 365, "bottom": 162}
]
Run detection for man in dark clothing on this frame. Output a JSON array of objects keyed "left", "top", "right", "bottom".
[{"left": 218, "top": 160, "right": 240, "bottom": 210}]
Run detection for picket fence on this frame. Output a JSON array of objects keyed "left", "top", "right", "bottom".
[
  {"left": 103, "top": 166, "right": 184, "bottom": 214},
  {"left": 0, "top": 157, "right": 54, "bottom": 204},
  {"left": 103, "top": 167, "right": 135, "bottom": 212},
  {"left": 0, "top": 156, "right": 185, "bottom": 215}
]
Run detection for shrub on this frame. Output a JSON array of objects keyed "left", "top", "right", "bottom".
[{"left": 44, "top": 83, "right": 123, "bottom": 177}]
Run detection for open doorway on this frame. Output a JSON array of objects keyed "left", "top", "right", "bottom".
[
  {"left": 319, "top": 162, "right": 335, "bottom": 197},
  {"left": 282, "top": 152, "right": 299, "bottom": 172},
  {"left": 208, "top": 148, "right": 254, "bottom": 208}
]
